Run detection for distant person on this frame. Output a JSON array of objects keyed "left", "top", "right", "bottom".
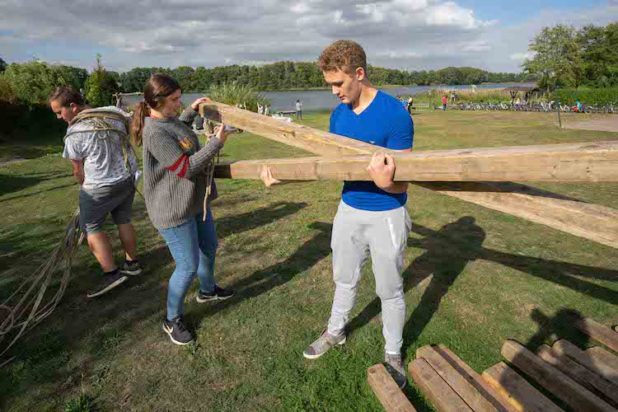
[
  {"left": 303, "top": 40, "right": 413, "bottom": 389},
  {"left": 257, "top": 103, "right": 264, "bottom": 115},
  {"left": 49, "top": 86, "right": 142, "bottom": 298},
  {"left": 264, "top": 105, "right": 270, "bottom": 116},
  {"left": 131, "top": 74, "right": 235, "bottom": 346},
  {"left": 295, "top": 99, "right": 303, "bottom": 120},
  {"left": 441, "top": 94, "right": 448, "bottom": 110},
  {"left": 575, "top": 99, "right": 583, "bottom": 113},
  {"left": 407, "top": 97, "right": 413, "bottom": 115},
  {"left": 450, "top": 91, "right": 456, "bottom": 104}
]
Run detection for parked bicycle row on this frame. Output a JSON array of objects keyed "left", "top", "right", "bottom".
[{"left": 441, "top": 102, "right": 616, "bottom": 113}]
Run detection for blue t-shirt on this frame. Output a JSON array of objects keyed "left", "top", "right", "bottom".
[{"left": 330, "top": 91, "right": 414, "bottom": 211}]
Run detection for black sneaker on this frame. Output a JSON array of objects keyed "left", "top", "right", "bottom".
[
  {"left": 196, "top": 285, "right": 235, "bottom": 303},
  {"left": 86, "top": 270, "right": 128, "bottom": 298},
  {"left": 162, "top": 316, "right": 194, "bottom": 345},
  {"left": 120, "top": 259, "right": 142, "bottom": 276}
]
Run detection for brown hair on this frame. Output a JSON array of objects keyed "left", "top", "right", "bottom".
[
  {"left": 318, "top": 40, "right": 367, "bottom": 75},
  {"left": 48, "top": 86, "right": 85, "bottom": 107},
  {"left": 131, "top": 73, "right": 181, "bottom": 146}
]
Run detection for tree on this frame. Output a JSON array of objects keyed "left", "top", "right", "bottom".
[
  {"left": 84, "top": 54, "right": 119, "bottom": 107},
  {"left": 524, "top": 25, "right": 584, "bottom": 91},
  {"left": 2, "top": 61, "right": 85, "bottom": 105}
]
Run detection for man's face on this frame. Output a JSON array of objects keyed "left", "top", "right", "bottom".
[
  {"left": 323, "top": 68, "right": 364, "bottom": 105},
  {"left": 50, "top": 100, "right": 80, "bottom": 124}
]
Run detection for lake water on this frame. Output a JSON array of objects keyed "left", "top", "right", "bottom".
[{"left": 121, "top": 82, "right": 534, "bottom": 112}]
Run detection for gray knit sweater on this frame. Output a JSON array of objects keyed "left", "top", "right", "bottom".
[{"left": 142, "top": 107, "right": 223, "bottom": 229}]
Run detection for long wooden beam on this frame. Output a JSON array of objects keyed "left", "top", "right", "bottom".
[
  {"left": 213, "top": 141, "right": 618, "bottom": 182},
  {"left": 202, "top": 102, "right": 618, "bottom": 248},
  {"left": 199, "top": 101, "right": 379, "bottom": 157}
]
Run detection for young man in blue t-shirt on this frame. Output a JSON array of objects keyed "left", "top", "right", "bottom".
[{"left": 303, "top": 40, "right": 413, "bottom": 388}]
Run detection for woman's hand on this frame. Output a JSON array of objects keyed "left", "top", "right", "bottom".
[
  {"left": 213, "top": 124, "right": 232, "bottom": 144},
  {"left": 191, "top": 97, "right": 211, "bottom": 112}
]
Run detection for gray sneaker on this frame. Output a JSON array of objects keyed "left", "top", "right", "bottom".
[
  {"left": 384, "top": 352, "right": 407, "bottom": 388},
  {"left": 303, "top": 329, "right": 346, "bottom": 359}
]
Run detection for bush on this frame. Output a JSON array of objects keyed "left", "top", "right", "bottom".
[
  {"left": 207, "top": 83, "right": 270, "bottom": 112},
  {"left": 550, "top": 87, "right": 618, "bottom": 105},
  {"left": 2, "top": 62, "right": 87, "bottom": 105}
]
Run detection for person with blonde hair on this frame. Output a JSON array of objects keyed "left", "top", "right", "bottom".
[{"left": 303, "top": 40, "right": 413, "bottom": 388}]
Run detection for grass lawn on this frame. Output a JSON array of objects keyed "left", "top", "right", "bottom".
[{"left": 0, "top": 110, "right": 617, "bottom": 411}]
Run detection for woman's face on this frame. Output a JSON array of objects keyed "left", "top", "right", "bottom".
[{"left": 157, "top": 88, "right": 182, "bottom": 117}]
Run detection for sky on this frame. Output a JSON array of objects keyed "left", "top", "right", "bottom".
[{"left": 0, "top": 0, "right": 616, "bottom": 73}]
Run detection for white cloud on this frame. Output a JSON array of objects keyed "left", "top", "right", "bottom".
[
  {"left": 509, "top": 52, "right": 535, "bottom": 61},
  {"left": 0, "top": 0, "right": 614, "bottom": 73}
]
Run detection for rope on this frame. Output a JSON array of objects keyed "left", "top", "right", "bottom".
[{"left": 0, "top": 209, "right": 84, "bottom": 360}]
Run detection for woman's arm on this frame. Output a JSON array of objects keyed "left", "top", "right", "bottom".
[
  {"left": 179, "top": 97, "right": 211, "bottom": 126},
  {"left": 146, "top": 125, "right": 230, "bottom": 179}
]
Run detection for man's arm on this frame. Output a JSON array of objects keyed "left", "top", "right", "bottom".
[
  {"left": 70, "top": 159, "right": 85, "bottom": 185},
  {"left": 367, "top": 148, "right": 411, "bottom": 194}
]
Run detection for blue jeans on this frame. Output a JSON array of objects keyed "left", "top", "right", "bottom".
[{"left": 158, "top": 209, "right": 218, "bottom": 321}]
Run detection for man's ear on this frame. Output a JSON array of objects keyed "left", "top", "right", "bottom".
[{"left": 355, "top": 67, "right": 366, "bottom": 81}]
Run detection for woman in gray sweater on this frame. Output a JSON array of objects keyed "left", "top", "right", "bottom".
[{"left": 131, "top": 74, "right": 234, "bottom": 345}]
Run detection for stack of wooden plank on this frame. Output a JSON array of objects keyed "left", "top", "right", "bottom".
[{"left": 368, "top": 316, "right": 618, "bottom": 411}]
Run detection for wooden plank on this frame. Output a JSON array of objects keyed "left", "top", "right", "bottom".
[
  {"left": 586, "top": 347, "right": 618, "bottom": 374},
  {"left": 408, "top": 358, "right": 473, "bottom": 412},
  {"left": 553, "top": 340, "right": 618, "bottom": 385},
  {"left": 199, "top": 101, "right": 379, "bottom": 157},
  {"left": 571, "top": 316, "right": 618, "bottom": 352},
  {"left": 501, "top": 339, "right": 614, "bottom": 412},
  {"left": 481, "top": 362, "right": 563, "bottom": 412},
  {"left": 432, "top": 345, "right": 517, "bottom": 411},
  {"left": 213, "top": 139, "right": 618, "bottom": 182},
  {"left": 416, "top": 345, "right": 509, "bottom": 412},
  {"left": 367, "top": 364, "right": 416, "bottom": 412},
  {"left": 416, "top": 182, "right": 618, "bottom": 249},
  {"left": 537, "top": 344, "right": 618, "bottom": 405}
]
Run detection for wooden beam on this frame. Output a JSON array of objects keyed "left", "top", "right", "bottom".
[
  {"left": 213, "top": 140, "right": 618, "bottom": 182},
  {"left": 205, "top": 101, "right": 618, "bottom": 249},
  {"left": 416, "top": 345, "right": 513, "bottom": 412},
  {"left": 586, "top": 347, "right": 618, "bottom": 372},
  {"left": 570, "top": 316, "right": 618, "bottom": 352},
  {"left": 215, "top": 159, "right": 618, "bottom": 247},
  {"left": 501, "top": 340, "right": 615, "bottom": 412},
  {"left": 418, "top": 182, "right": 618, "bottom": 249},
  {"left": 199, "top": 101, "right": 379, "bottom": 157},
  {"left": 408, "top": 358, "right": 473, "bottom": 412},
  {"left": 482, "top": 362, "right": 562, "bottom": 412},
  {"left": 552, "top": 340, "right": 618, "bottom": 385},
  {"left": 537, "top": 344, "right": 618, "bottom": 406},
  {"left": 367, "top": 364, "right": 416, "bottom": 412}
]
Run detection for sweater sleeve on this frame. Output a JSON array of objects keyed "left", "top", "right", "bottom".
[
  {"left": 145, "top": 127, "right": 223, "bottom": 179},
  {"left": 179, "top": 107, "right": 198, "bottom": 126}
]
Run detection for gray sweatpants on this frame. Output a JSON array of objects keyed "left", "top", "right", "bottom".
[{"left": 327, "top": 201, "right": 411, "bottom": 354}]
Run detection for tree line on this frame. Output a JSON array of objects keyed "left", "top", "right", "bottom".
[{"left": 0, "top": 56, "right": 531, "bottom": 106}]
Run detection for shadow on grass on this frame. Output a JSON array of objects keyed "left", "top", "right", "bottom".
[
  {"left": 188, "top": 221, "right": 332, "bottom": 324},
  {"left": 347, "top": 216, "right": 617, "bottom": 353},
  {"left": 0, "top": 201, "right": 309, "bottom": 407},
  {"left": 216, "top": 201, "right": 308, "bottom": 239},
  {"left": 0, "top": 171, "right": 72, "bottom": 198}
]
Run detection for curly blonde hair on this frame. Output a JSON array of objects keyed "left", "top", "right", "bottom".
[{"left": 318, "top": 40, "right": 367, "bottom": 75}]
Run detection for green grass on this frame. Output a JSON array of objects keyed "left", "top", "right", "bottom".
[{"left": 0, "top": 110, "right": 617, "bottom": 411}]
